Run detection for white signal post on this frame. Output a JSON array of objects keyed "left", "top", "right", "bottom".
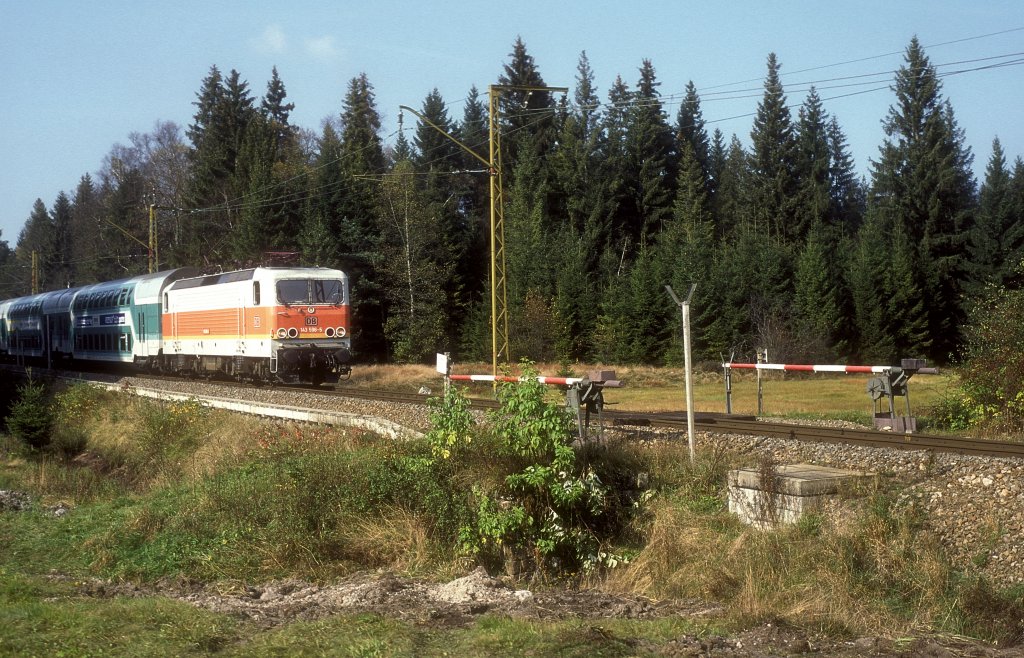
[{"left": 667, "top": 284, "right": 697, "bottom": 464}]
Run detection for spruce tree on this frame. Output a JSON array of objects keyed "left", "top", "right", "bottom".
[
  {"left": 49, "top": 192, "right": 73, "bottom": 288},
  {"left": 412, "top": 87, "right": 475, "bottom": 349},
  {"left": 603, "top": 75, "right": 633, "bottom": 247},
  {"left": 70, "top": 175, "right": 102, "bottom": 283},
  {"left": 15, "top": 199, "right": 53, "bottom": 292},
  {"left": 626, "top": 59, "right": 675, "bottom": 242},
  {"left": 497, "top": 37, "right": 556, "bottom": 164},
  {"left": 0, "top": 233, "right": 15, "bottom": 298},
  {"left": 749, "top": 53, "right": 798, "bottom": 243},
  {"left": 675, "top": 81, "right": 710, "bottom": 182},
  {"left": 261, "top": 66, "right": 296, "bottom": 156},
  {"left": 827, "top": 117, "right": 863, "bottom": 235},
  {"left": 1007, "top": 157, "right": 1024, "bottom": 284},
  {"left": 451, "top": 84, "right": 489, "bottom": 327},
  {"left": 413, "top": 88, "right": 459, "bottom": 168},
  {"left": 848, "top": 210, "right": 897, "bottom": 362},
  {"left": 714, "top": 135, "right": 751, "bottom": 240},
  {"left": 338, "top": 72, "right": 387, "bottom": 359},
  {"left": 969, "top": 138, "right": 1016, "bottom": 289},
  {"left": 551, "top": 52, "right": 607, "bottom": 244},
  {"left": 793, "top": 225, "right": 844, "bottom": 360},
  {"left": 869, "top": 37, "right": 976, "bottom": 362},
  {"left": 793, "top": 87, "right": 831, "bottom": 241},
  {"left": 660, "top": 139, "right": 717, "bottom": 360}
]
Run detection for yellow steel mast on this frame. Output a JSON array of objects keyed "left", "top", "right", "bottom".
[{"left": 400, "top": 82, "right": 566, "bottom": 378}]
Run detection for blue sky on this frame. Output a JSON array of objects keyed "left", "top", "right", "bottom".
[{"left": 1, "top": 0, "right": 1022, "bottom": 248}]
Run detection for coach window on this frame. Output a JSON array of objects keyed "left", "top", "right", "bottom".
[{"left": 253, "top": 282, "right": 260, "bottom": 305}]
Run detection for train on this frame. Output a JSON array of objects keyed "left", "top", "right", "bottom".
[{"left": 0, "top": 267, "right": 353, "bottom": 385}]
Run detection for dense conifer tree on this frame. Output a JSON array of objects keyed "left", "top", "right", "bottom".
[
  {"left": 413, "top": 88, "right": 459, "bottom": 168},
  {"left": 602, "top": 75, "right": 633, "bottom": 249},
  {"left": 969, "top": 138, "right": 1019, "bottom": 290},
  {"left": 660, "top": 139, "right": 717, "bottom": 360},
  {"left": 337, "top": 72, "right": 388, "bottom": 359},
  {"left": 793, "top": 88, "right": 831, "bottom": 241},
  {"left": 70, "top": 175, "right": 103, "bottom": 283},
  {"left": 713, "top": 135, "right": 751, "bottom": 240},
  {"left": 869, "top": 37, "right": 976, "bottom": 362},
  {"left": 49, "top": 192, "right": 73, "bottom": 289},
  {"left": 827, "top": 117, "right": 863, "bottom": 235},
  {"left": 497, "top": 37, "right": 557, "bottom": 165},
  {"left": 261, "top": 66, "right": 296, "bottom": 156},
  {"left": 675, "top": 81, "right": 711, "bottom": 183},
  {"left": 15, "top": 200, "right": 53, "bottom": 291},
  {"left": 626, "top": 60, "right": 676, "bottom": 242},
  {"left": 749, "top": 53, "right": 798, "bottom": 243}
]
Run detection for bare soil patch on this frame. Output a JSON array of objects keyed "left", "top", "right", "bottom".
[{"left": 54, "top": 569, "right": 1024, "bottom": 656}]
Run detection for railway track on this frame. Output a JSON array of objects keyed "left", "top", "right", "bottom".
[{"left": 7, "top": 366, "right": 1024, "bottom": 460}]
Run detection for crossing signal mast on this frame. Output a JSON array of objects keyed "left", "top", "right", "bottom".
[{"left": 401, "top": 83, "right": 567, "bottom": 378}]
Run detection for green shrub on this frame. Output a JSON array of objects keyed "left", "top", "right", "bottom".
[
  {"left": 137, "top": 398, "right": 208, "bottom": 463},
  {"left": 6, "top": 379, "right": 52, "bottom": 450},
  {"left": 49, "top": 383, "right": 105, "bottom": 456},
  {"left": 926, "top": 388, "right": 978, "bottom": 432},
  {"left": 458, "top": 362, "right": 629, "bottom": 574},
  {"left": 955, "top": 279, "right": 1024, "bottom": 432},
  {"left": 425, "top": 385, "right": 476, "bottom": 461}
]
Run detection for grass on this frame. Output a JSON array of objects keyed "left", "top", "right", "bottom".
[
  {"left": 0, "top": 574, "right": 714, "bottom": 658},
  {"left": 2, "top": 371, "right": 1022, "bottom": 654},
  {"left": 344, "top": 361, "right": 954, "bottom": 421}
]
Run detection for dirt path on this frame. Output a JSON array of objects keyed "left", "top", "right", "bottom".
[{"left": 62, "top": 568, "right": 1023, "bottom": 656}]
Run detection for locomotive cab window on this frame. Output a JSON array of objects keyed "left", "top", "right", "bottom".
[
  {"left": 313, "top": 279, "right": 344, "bottom": 305},
  {"left": 253, "top": 282, "right": 260, "bottom": 306},
  {"left": 277, "top": 280, "right": 309, "bottom": 306},
  {"left": 277, "top": 279, "right": 344, "bottom": 305}
]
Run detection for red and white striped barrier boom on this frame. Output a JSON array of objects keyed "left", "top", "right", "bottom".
[
  {"left": 723, "top": 363, "right": 939, "bottom": 374},
  {"left": 449, "top": 374, "right": 586, "bottom": 385},
  {"left": 724, "top": 363, "right": 887, "bottom": 373}
]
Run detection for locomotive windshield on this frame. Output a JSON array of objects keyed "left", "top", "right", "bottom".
[{"left": 277, "top": 279, "right": 344, "bottom": 305}]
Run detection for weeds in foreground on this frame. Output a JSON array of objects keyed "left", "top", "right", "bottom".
[{"left": 3, "top": 377, "right": 1023, "bottom": 645}]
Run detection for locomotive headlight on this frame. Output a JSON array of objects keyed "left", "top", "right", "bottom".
[
  {"left": 276, "top": 328, "right": 287, "bottom": 338},
  {"left": 325, "top": 327, "right": 336, "bottom": 338},
  {"left": 287, "top": 327, "right": 298, "bottom": 338},
  {"left": 336, "top": 327, "right": 346, "bottom": 338}
]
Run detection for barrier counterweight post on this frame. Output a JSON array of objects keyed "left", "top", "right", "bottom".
[{"left": 724, "top": 351, "right": 734, "bottom": 415}]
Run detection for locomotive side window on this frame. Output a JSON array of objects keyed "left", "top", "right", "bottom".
[
  {"left": 253, "top": 282, "right": 261, "bottom": 305},
  {"left": 163, "top": 293, "right": 168, "bottom": 312}
]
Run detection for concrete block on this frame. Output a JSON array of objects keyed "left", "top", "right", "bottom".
[{"left": 728, "top": 463, "right": 875, "bottom": 527}]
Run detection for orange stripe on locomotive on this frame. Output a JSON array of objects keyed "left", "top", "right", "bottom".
[{"left": 161, "top": 304, "right": 350, "bottom": 341}]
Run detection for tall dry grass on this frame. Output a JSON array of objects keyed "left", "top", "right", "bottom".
[{"left": 607, "top": 472, "right": 963, "bottom": 637}]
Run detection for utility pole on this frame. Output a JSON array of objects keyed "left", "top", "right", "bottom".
[
  {"left": 148, "top": 203, "right": 157, "bottom": 274},
  {"left": 31, "top": 250, "right": 39, "bottom": 294},
  {"left": 401, "top": 82, "right": 567, "bottom": 379}
]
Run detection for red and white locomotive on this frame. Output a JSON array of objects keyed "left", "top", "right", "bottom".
[{"left": 160, "top": 267, "right": 352, "bottom": 384}]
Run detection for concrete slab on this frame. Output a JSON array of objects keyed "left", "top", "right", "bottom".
[
  {"left": 728, "top": 463, "right": 875, "bottom": 496},
  {"left": 727, "top": 463, "right": 876, "bottom": 527}
]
